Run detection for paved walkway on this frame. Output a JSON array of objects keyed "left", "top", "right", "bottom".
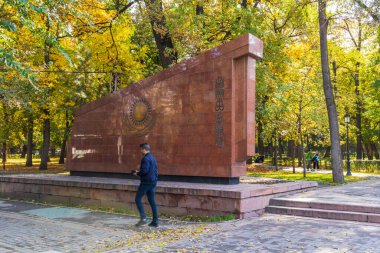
[
  {"left": 0, "top": 193, "right": 380, "bottom": 252},
  {"left": 0, "top": 199, "right": 213, "bottom": 253},
  {"left": 166, "top": 215, "right": 380, "bottom": 253},
  {"left": 272, "top": 176, "right": 380, "bottom": 207},
  {"left": 1, "top": 177, "right": 380, "bottom": 252}
]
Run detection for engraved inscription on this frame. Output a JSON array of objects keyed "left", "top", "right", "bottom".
[{"left": 215, "top": 76, "right": 224, "bottom": 147}]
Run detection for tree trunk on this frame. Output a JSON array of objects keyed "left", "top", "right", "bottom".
[
  {"left": 2, "top": 141, "right": 6, "bottom": 170},
  {"left": 318, "top": 0, "right": 344, "bottom": 182},
  {"left": 278, "top": 138, "right": 284, "bottom": 159},
  {"left": 26, "top": 114, "right": 33, "bottom": 167},
  {"left": 59, "top": 111, "right": 71, "bottom": 164},
  {"left": 144, "top": 0, "right": 177, "bottom": 68},
  {"left": 301, "top": 138, "right": 306, "bottom": 177},
  {"left": 272, "top": 133, "right": 278, "bottom": 170},
  {"left": 21, "top": 145, "right": 27, "bottom": 158},
  {"left": 355, "top": 63, "right": 363, "bottom": 160},
  {"left": 365, "top": 143, "right": 373, "bottom": 160},
  {"left": 372, "top": 143, "right": 379, "bottom": 159},
  {"left": 324, "top": 146, "right": 331, "bottom": 158},
  {"left": 258, "top": 121, "right": 265, "bottom": 155},
  {"left": 50, "top": 147, "right": 56, "bottom": 157},
  {"left": 292, "top": 140, "right": 296, "bottom": 173},
  {"left": 288, "top": 140, "right": 295, "bottom": 157},
  {"left": 1, "top": 102, "right": 9, "bottom": 168},
  {"left": 59, "top": 139, "right": 67, "bottom": 164},
  {"left": 298, "top": 100, "right": 306, "bottom": 176},
  {"left": 331, "top": 61, "right": 338, "bottom": 98},
  {"left": 297, "top": 144, "right": 302, "bottom": 167},
  {"left": 361, "top": 144, "right": 366, "bottom": 159},
  {"left": 39, "top": 110, "right": 50, "bottom": 170},
  {"left": 347, "top": 17, "right": 363, "bottom": 160},
  {"left": 39, "top": 14, "right": 51, "bottom": 171}
]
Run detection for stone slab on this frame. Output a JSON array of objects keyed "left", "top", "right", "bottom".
[
  {"left": 270, "top": 198, "right": 380, "bottom": 214},
  {"left": 0, "top": 174, "right": 317, "bottom": 218},
  {"left": 266, "top": 206, "right": 380, "bottom": 224},
  {"left": 267, "top": 179, "right": 380, "bottom": 224},
  {"left": 270, "top": 178, "right": 380, "bottom": 206}
]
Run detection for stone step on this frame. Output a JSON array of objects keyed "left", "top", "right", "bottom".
[
  {"left": 269, "top": 198, "right": 380, "bottom": 214},
  {"left": 266, "top": 205, "right": 380, "bottom": 224}
]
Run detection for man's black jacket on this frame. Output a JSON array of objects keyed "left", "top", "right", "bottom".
[{"left": 137, "top": 152, "right": 158, "bottom": 183}]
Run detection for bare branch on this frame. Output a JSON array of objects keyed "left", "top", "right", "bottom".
[
  {"left": 109, "top": 23, "right": 119, "bottom": 63},
  {"left": 353, "top": 0, "right": 379, "bottom": 23},
  {"left": 113, "top": 0, "right": 138, "bottom": 21},
  {"left": 343, "top": 20, "right": 358, "bottom": 48}
]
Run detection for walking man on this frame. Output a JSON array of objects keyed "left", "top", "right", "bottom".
[{"left": 133, "top": 143, "right": 159, "bottom": 227}]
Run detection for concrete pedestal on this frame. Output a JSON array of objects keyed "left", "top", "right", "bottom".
[{"left": 0, "top": 174, "right": 317, "bottom": 218}]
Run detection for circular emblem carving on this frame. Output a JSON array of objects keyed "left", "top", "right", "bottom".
[
  {"left": 124, "top": 97, "right": 155, "bottom": 135},
  {"left": 132, "top": 101, "right": 148, "bottom": 123}
]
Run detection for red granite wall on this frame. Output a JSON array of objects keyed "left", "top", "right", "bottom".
[{"left": 67, "top": 34, "right": 263, "bottom": 179}]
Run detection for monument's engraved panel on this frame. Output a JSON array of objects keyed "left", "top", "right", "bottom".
[
  {"left": 215, "top": 76, "right": 224, "bottom": 147},
  {"left": 67, "top": 34, "right": 263, "bottom": 181}
]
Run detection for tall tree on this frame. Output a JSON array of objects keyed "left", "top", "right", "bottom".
[
  {"left": 26, "top": 113, "right": 33, "bottom": 167},
  {"left": 318, "top": 0, "right": 344, "bottom": 182},
  {"left": 0, "top": 101, "right": 9, "bottom": 165},
  {"left": 39, "top": 11, "right": 52, "bottom": 170},
  {"left": 58, "top": 110, "right": 71, "bottom": 164},
  {"left": 143, "top": 0, "right": 177, "bottom": 68},
  {"left": 342, "top": 17, "right": 364, "bottom": 159}
]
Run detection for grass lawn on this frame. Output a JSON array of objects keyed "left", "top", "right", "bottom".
[
  {"left": 0, "top": 157, "right": 66, "bottom": 174},
  {"left": 247, "top": 171, "right": 366, "bottom": 185}
]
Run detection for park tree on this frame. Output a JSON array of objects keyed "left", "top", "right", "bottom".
[
  {"left": 340, "top": 0, "right": 378, "bottom": 159},
  {"left": 318, "top": 0, "right": 344, "bottom": 182}
]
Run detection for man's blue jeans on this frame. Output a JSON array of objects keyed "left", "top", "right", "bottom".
[{"left": 135, "top": 182, "right": 158, "bottom": 224}]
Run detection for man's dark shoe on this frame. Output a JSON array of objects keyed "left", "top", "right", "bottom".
[
  {"left": 135, "top": 219, "right": 148, "bottom": 227},
  {"left": 148, "top": 222, "right": 158, "bottom": 228}
]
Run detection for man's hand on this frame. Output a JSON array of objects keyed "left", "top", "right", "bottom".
[{"left": 132, "top": 170, "right": 139, "bottom": 176}]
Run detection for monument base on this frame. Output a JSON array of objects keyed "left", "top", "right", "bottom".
[
  {"left": 0, "top": 174, "right": 317, "bottom": 218},
  {"left": 70, "top": 171, "right": 240, "bottom": 185}
]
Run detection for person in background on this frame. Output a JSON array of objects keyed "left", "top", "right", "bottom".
[{"left": 311, "top": 153, "right": 320, "bottom": 171}]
